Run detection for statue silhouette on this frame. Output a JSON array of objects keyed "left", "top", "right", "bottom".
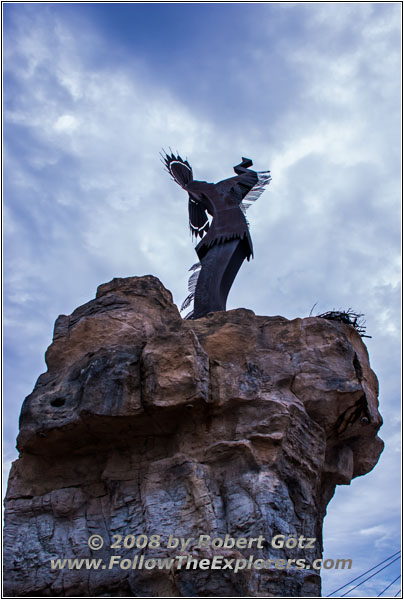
[{"left": 162, "top": 152, "right": 271, "bottom": 319}]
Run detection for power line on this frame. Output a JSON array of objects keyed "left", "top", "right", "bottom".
[
  {"left": 340, "top": 556, "right": 401, "bottom": 597},
  {"left": 377, "top": 575, "right": 401, "bottom": 597},
  {"left": 393, "top": 589, "right": 401, "bottom": 597},
  {"left": 327, "top": 551, "right": 401, "bottom": 596}
]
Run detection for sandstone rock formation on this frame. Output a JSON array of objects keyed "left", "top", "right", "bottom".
[{"left": 4, "top": 276, "right": 383, "bottom": 597}]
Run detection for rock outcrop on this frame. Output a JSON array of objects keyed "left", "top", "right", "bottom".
[{"left": 4, "top": 276, "right": 383, "bottom": 597}]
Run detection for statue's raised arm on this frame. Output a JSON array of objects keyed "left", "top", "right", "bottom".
[{"left": 162, "top": 152, "right": 271, "bottom": 319}]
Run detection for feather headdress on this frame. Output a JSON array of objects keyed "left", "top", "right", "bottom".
[
  {"left": 161, "top": 150, "right": 193, "bottom": 189},
  {"left": 161, "top": 150, "right": 210, "bottom": 240}
]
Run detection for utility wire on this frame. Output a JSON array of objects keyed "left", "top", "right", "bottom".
[
  {"left": 327, "top": 551, "right": 401, "bottom": 596},
  {"left": 393, "top": 588, "right": 401, "bottom": 597},
  {"left": 340, "top": 556, "right": 401, "bottom": 597},
  {"left": 377, "top": 575, "right": 401, "bottom": 597}
]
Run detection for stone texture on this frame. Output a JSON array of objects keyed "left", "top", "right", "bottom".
[{"left": 4, "top": 276, "right": 383, "bottom": 597}]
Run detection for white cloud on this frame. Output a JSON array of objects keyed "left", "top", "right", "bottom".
[{"left": 54, "top": 114, "right": 78, "bottom": 132}]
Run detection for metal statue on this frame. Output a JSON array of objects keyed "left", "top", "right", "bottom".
[{"left": 162, "top": 152, "right": 271, "bottom": 319}]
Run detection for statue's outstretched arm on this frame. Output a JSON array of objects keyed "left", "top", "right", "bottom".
[
  {"left": 233, "top": 157, "right": 254, "bottom": 174},
  {"left": 216, "top": 158, "right": 257, "bottom": 191},
  {"left": 224, "top": 157, "right": 259, "bottom": 200}
]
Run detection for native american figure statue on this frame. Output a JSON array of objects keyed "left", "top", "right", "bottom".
[{"left": 162, "top": 152, "right": 271, "bottom": 319}]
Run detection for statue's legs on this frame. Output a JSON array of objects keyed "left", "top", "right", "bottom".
[{"left": 192, "top": 239, "right": 246, "bottom": 319}]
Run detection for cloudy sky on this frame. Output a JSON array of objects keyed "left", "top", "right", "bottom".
[{"left": 3, "top": 2, "right": 401, "bottom": 596}]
